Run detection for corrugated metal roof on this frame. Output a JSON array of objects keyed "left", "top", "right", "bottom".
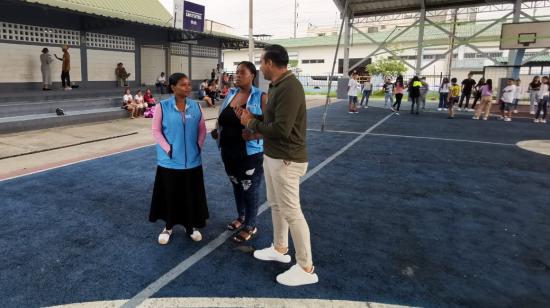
[
  {"left": 267, "top": 21, "right": 502, "bottom": 48},
  {"left": 333, "top": 0, "right": 535, "bottom": 17},
  {"left": 22, "top": 0, "right": 174, "bottom": 28}
]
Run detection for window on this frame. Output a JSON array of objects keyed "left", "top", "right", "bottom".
[
  {"left": 464, "top": 52, "right": 503, "bottom": 59},
  {"left": 0, "top": 22, "right": 80, "bottom": 46},
  {"left": 86, "top": 32, "right": 134, "bottom": 51},
  {"left": 367, "top": 27, "right": 378, "bottom": 33},
  {"left": 171, "top": 43, "right": 189, "bottom": 55},
  {"left": 301, "top": 59, "right": 324, "bottom": 64},
  {"left": 191, "top": 45, "right": 218, "bottom": 58}
]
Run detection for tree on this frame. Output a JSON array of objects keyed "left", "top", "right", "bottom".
[
  {"left": 366, "top": 57, "right": 407, "bottom": 78},
  {"left": 288, "top": 60, "right": 301, "bottom": 74}
]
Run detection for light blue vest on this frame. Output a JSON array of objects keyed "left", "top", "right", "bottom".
[
  {"left": 217, "top": 86, "right": 264, "bottom": 156},
  {"left": 156, "top": 96, "right": 202, "bottom": 170}
]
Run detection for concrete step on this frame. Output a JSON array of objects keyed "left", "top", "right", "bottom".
[
  {"left": 0, "top": 107, "right": 129, "bottom": 134},
  {"left": 0, "top": 96, "right": 121, "bottom": 118}
]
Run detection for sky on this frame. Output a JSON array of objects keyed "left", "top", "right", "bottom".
[{"left": 159, "top": 0, "right": 340, "bottom": 39}]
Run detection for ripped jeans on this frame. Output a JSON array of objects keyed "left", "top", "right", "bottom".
[{"left": 221, "top": 152, "right": 264, "bottom": 229}]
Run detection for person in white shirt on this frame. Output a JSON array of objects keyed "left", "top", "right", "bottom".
[
  {"left": 513, "top": 79, "right": 522, "bottom": 114},
  {"left": 40, "top": 48, "right": 54, "bottom": 91},
  {"left": 347, "top": 72, "right": 360, "bottom": 114},
  {"left": 156, "top": 72, "right": 166, "bottom": 94},
  {"left": 500, "top": 78, "right": 517, "bottom": 122},
  {"left": 122, "top": 88, "right": 137, "bottom": 119},
  {"left": 134, "top": 89, "right": 147, "bottom": 117},
  {"left": 360, "top": 78, "right": 373, "bottom": 108},
  {"left": 534, "top": 76, "right": 549, "bottom": 123},
  {"left": 438, "top": 77, "right": 450, "bottom": 111}
]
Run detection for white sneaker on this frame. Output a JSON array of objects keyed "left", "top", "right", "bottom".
[
  {"left": 437, "top": 108, "right": 442, "bottom": 111},
  {"left": 513, "top": 110, "right": 518, "bottom": 114},
  {"left": 504, "top": 117, "right": 512, "bottom": 122},
  {"left": 468, "top": 108, "right": 474, "bottom": 112},
  {"left": 482, "top": 117, "right": 488, "bottom": 121},
  {"left": 444, "top": 108, "right": 448, "bottom": 111},
  {"left": 394, "top": 112, "right": 400, "bottom": 116},
  {"left": 534, "top": 118, "right": 540, "bottom": 123},
  {"left": 530, "top": 111, "right": 535, "bottom": 115},
  {"left": 189, "top": 230, "right": 202, "bottom": 242},
  {"left": 253, "top": 244, "right": 291, "bottom": 263},
  {"left": 472, "top": 116, "right": 479, "bottom": 120},
  {"left": 276, "top": 264, "right": 319, "bottom": 286},
  {"left": 64, "top": 87, "right": 72, "bottom": 91},
  {"left": 348, "top": 111, "right": 353, "bottom": 114},
  {"left": 158, "top": 228, "right": 172, "bottom": 245},
  {"left": 542, "top": 119, "right": 547, "bottom": 123},
  {"left": 363, "top": 106, "right": 369, "bottom": 109}
]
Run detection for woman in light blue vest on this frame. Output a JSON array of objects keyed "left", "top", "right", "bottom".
[
  {"left": 211, "top": 61, "right": 266, "bottom": 242},
  {"left": 149, "top": 73, "right": 208, "bottom": 244}
]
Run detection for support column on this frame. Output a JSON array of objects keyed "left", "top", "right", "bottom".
[
  {"left": 415, "top": 0, "right": 426, "bottom": 76},
  {"left": 166, "top": 44, "right": 172, "bottom": 76},
  {"left": 343, "top": 9, "right": 350, "bottom": 75},
  {"left": 509, "top": 0, "right": 524, "bottom": 79},
  {"left": 248, "top": 0, "right": 254, "bottom": 62},
  {"left": 80, "top": 31, "right": 88, "bottom": 84}
]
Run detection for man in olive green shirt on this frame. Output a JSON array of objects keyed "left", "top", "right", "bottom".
[{"left": 240, "top": 44, "right": 317, "bottom": 287}]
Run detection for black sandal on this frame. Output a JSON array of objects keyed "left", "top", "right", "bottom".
[
  {"left": 232, "top": 227, "right": 257, "bottom": 243},
  {"left": 227, "top": 218, "right": 244, "bottom": 231}
]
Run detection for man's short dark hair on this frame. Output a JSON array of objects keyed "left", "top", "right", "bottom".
[{"left": 263, "top": 44, "right": 289, "bottom": 68}]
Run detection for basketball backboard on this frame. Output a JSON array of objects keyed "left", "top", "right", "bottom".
[{"left": 500, "top": 21, "right": 550, "bottom": 49}]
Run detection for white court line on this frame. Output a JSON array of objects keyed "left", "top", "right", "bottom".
[
  {"left": 0, "top": 143, "right": 155, "bottom": 183},
  {"left": 366, "top": 133, "right": 516, "bottom": 146},
  {"left": 307, "top": 128, "right": 362, "bottom": 135},
  {"left": 120, "top": 112, "right": 395, "bottom": 308}
]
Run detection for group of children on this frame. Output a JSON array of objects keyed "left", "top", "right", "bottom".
[
  {"left": 347, "top": 71, "right": 549, "bottom": 123},
  {"left": 122, "top": 88, "right": 157, "bottom": 119},
  {"left": 347, "top": 73, "right": 429, "bottom": 115},
  {"left": 440, "top": 75, "right": 548, "bottom": 122}
]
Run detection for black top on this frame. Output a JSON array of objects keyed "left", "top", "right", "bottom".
[
  {"left": 462, "top": 78, "right": 476, "bottom": 92},
  {"left": 219, "top": 103, "right": 247, "bottom": 157}
]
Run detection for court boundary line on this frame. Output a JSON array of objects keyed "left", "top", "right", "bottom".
[
  {"left": 119, "top": 113, "right": 395, "bottom": 308},
  {"left": 366, "top": 133, "right": 516, "bottom": 146},
  {"left": 0, "top": 143, "right": 155, "bottom": 183}
]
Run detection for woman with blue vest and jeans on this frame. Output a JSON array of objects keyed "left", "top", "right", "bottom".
[
  {"left": 149, "top": 73, "right": 208, "bottom": 244},
  {"left": 211, "top": 61, "right": 266, "bottom": 242}
]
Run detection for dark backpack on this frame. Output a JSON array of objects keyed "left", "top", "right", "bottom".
[{"left": 55, "top": 108, "right": 65, "bottom": 116}]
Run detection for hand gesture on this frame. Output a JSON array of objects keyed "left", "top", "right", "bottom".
[
  {"left": 211, "top": 128, "right": 219, "bottom": 140},
  {"left": 239, "top": 108, "right": 253, "bottom": 126}
]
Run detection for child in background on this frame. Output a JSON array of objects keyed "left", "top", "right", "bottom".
[
  {"left": 500, "top": 78, "right": 517, "bottom": 122},
  {"left": 513, "top": 79, "right": 522, "bottom": 114},
  {"left": 134, "top": 89, "right": 147, "bottom": 117},
  {"left": 473, "top": 79, "right": 493, "bottom": 121},
  {"left": 122, "top": 88, "right": 137, "bottom": 119},
  {"left": 534, "top": 76, "right": 549, "bottom": 123},
  {"left": 447, "top": 78, "right": 460, "bottom": 119},
  {"left": 420, "top": 77, "right": 429, "bottom": 109},
  {"left": 360, "top": 77, "right": 372, "bottom": 108},
  {"left": 144, "top": 88, "right": 156, "bottom": 107},
  {"left": 347, "top": 72, "right": 360, "bottom": 114},
  {"left": 383, "top": 77, "right": 394, "bottom": 108}
]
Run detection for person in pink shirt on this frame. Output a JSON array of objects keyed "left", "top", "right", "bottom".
[
  {"left": 149, "top": 73, "right": 208, "bottom": 244},
  {"left": 472, "top": 79, "right": 493, "bottom": 120}
]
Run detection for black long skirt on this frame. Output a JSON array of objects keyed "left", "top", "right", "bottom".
[{"left": 149, "top": 165, "right": 209, "bottom": 230}]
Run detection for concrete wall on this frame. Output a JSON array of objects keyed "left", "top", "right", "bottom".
[
  {"left": 141, "top": 46, "right": 166, "bottom": 85},
  {"left": 0, "top": 42, "right": 81, "bottom": 83},
  {"left": 191, "top": 57, "right": 218, "bottom": 80},
  {"left": 171, "top": 55, "right": 190, "bottom": 76},
  {"left": 87, "top": 49, "right": 135, "bottom": 82}
]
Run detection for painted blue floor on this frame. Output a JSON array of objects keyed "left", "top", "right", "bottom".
[{"left": 1, "top": 102, "right": 549, "bottom": 307}]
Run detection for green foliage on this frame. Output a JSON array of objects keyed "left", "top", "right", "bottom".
[{"left": 366, "top": 57, "right": 407, "bottom": 78}]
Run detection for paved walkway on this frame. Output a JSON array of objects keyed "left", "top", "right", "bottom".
[{"left": 0, "top": 96, "right": 327, "bottom": 180}]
